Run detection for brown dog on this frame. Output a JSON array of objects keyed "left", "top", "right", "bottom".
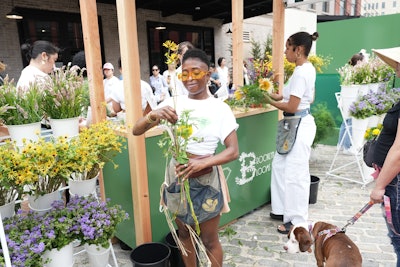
[{"left": 284, "top": 221, "right": 362, "bottom": 267}]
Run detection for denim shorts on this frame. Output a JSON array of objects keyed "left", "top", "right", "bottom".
[{"left": 163, "top": 160, "right": 223, "bottom": 225}]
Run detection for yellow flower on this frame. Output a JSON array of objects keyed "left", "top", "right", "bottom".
[
  {"left": 258, "top": 78, "right": 272, "bottom": 93},
  {"left": 177, "top": 125, "right": 193, "bottom": 140},
  {"left": 234, "top": 89, "right": 244, "bottom": 100}
]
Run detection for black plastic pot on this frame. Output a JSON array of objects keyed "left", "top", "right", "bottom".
[
  {"left": 165, "top": 231, "right": 185, "bottom": 267},
  {"left": 309, "top": 175, "right": 320, "bottom": 204},
  {"left": 130, "top": 242, "right": 170, "bottom": 267}
]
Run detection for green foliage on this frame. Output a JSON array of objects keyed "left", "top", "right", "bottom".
[
  {"left": 312, "top": 103, "right": 336, "bottom": 148},
  {"left": 219, "top": 226, "right": 237, "bottom": 241}
]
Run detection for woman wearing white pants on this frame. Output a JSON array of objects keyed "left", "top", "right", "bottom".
[{"left": 267, "top": 31, "right": 319, "bottom": 234}]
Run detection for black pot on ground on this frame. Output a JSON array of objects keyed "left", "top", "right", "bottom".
[
  {"left": 165, "top": 231, "right": 185, "bottom": 267},
  {"left": 309, "top": 175, "right": 320, "bottom": 204},
  {"left": 130, "top": 242, "right": 170, "bottom": 267}
]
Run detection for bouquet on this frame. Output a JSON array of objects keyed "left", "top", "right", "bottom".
[
  {"left": 42, "top": 64, "right": 87, "bottom": 119},
  {"left": 0, "top": 77, "right": 44, "bottom": 125}
]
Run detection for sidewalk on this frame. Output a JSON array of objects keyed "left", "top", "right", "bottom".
[{"left": 74, "top": 144, "right": 397, "bottom": 266}]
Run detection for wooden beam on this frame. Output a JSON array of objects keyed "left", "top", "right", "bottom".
[
  {"left": 116, "top": 0, "right": 152, "bottom": 244},
  {"left": 231, "top": 0, "right": 244, "bottom": 88},
  {"left": 79, "top": 0, "right": 107, "bottom": 200},
  {"left": 272, "top": 0, "right": 285, "bottom": 120}
]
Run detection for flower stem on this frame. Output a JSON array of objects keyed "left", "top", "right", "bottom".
[{"left": 183, "top": 179, "right": 200, "bottom": 235}]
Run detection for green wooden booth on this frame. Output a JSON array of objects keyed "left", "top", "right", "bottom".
[{"left": 103, "top": 109, "right": 278, "bottom": 248}]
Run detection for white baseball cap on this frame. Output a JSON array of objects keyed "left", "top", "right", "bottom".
[{"left": 103, "top": 62, "right": 114, "bottom": 70}]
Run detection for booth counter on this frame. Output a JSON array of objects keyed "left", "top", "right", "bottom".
[{"left": 103, "top": 107, "right": 278, "bottom": 248}]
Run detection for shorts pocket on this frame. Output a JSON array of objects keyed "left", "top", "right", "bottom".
[{"left": 163, "top": 182, "right": 187, "bottom": 216}]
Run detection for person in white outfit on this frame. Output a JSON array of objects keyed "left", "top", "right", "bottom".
[
  {"left": 267, "top": 31, "right": 319, "bottom": 234},
  {"left": 174, "top": 41, "right": 195, "bottom": 96},
  {"left": 17, "top": 40, "right": 59, "bottom": 90},
  {"left": 103, "top": 62, "right": 120, "bottom": 104}
]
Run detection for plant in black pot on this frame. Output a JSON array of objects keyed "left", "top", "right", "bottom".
[{"left": 311, "top": 102, "right": 336, "bottom": 148}]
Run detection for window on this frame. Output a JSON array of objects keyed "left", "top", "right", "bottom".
[
  {"left": 147, "top": 22, "right": 214, "bottom": 73},
  {"left": 16, "top": 8, "right": 105, "bottom": 67},
  {"left": 382, "top": 1, "right": 386, "bottom": 8},
  {"left": 322, "top": 2, "right": 330, "bottom": 12},
  {"left": 243, "top": 31, "right": 251, "bottom": 43},
  {"left": 393, "top": 1, "right": 397, "bottom": 7}
]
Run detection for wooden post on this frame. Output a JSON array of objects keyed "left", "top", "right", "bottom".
[
  {"left": 79, "top": 0, "right": 107, "bottom": 200},
  {"left": 272, "top": 1, "right": 285, "bottom": 119},
  {"left": 116, "top": 0, "right": 152, "bottom": 244},
  {"left": 231, "top": 0, "right": 244, "bottom": 88}
]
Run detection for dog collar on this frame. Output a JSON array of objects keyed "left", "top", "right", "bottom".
[{"left": 317, "top": 227, "right": 345, "bottom": 245}]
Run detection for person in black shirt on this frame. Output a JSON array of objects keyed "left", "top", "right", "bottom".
[{"left": 370, "top": 47, "right": 400, "bottom": 266}]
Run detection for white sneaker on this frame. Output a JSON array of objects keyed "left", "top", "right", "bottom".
[{"left": 342, "top": 147, "right": 358, "bottom": 155}]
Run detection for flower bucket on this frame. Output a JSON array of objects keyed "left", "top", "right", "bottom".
[
  {"left": 357, "top": 84, "right": 370, "bottom": 96},
  {"left": 68, "top": 175, "right": 98, "bottom": 197},
  {"left": 309, "top": 175, "right": 320, "bottom": 204},
  {"left": 340, "top": 85, "right": 360, "bottom": 118},
  {"left": 351, "top": 118, "right": 369, "bottom": 150},
  {"left": 165, "top": 231, "right": 185, "bottom": 267},
  {"left": 84, "top": 243, "right": 111, "bottom": 267},
  {"left": 369, "top": 82, "right": 386, "bottom": 93},
  {"left": 0, "top": 200, "right": 16, "bottom": 219},
  {"left": 43, "top": 242, "right": 74, "bottom": 267},
  {"left": 368, "top": 115, "right": 380, "bottom": 128},
  {"left": 28, "top": 190, "right": 61, "bottom": 215},
  {"left": 50, "top": 117, "right": 79, "bottom": 138},
  {"left": 130, "top": 242, "right": 171, "bottom": 267},
  {"left": 7, "top": 121, "right": 41, "bottom": 147}
]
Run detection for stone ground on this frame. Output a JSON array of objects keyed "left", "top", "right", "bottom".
[{"left": 73, "top": 144, "right": 397, "bottom": 266}]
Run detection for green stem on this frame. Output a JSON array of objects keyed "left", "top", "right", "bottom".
[{"left": 184, "top": 179, "right": 200, "bottom": 235}]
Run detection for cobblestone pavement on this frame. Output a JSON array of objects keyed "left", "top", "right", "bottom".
[{"left": 74, "top": 144, "right": 397, "bottom": 266}]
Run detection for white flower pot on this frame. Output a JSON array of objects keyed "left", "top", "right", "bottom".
[
  {"left": 368, "top": 115, "right": 380, "bottom": 127},
  {"left": 7, "top": 121, "right": 41, "bottom": 147},
  {"left": 43, "top": 242, "right": 74, "bottom": 267},
  {"left": 84, "top": 243, "right": 111, "bottom": 267},
  {"left": 28, "top": 190, "right": 61, "bottom": 215},
  {"left": 351, "top": 118, "right": 369, "bottom": 150},
  {"left": 50, "top": 117, "right": 80, "bottom": 138},
  {"left": 340, "top": 85, "right": 360, "bottom": 118},
  {"left": 0, "top": 200, "right": 16, "bottom": 219},
  {"left": 68, "top": 174, "right": 98, "bottom": 197}
]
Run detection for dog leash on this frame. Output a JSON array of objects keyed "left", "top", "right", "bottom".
[{"left": 341, "top": 200, "right": 374, "bottom": 232}]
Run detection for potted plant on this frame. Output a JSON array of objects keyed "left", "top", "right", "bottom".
[
  {"left": 311, "top": 103, "right": 336, "bottom": 148},
  {"left": 0, "top": 77, "right": 44, "bottom": 145},
  {"left": 41, "top": 65, "right": 88, "bottom": 137},
  {"left": 66, "top": 121, "right": 124, "bottom": 196}
]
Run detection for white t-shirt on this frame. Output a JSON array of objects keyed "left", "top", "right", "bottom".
[
  {"left": 16, "top": 65, "right": 48, "bottom": 90},
  {"left": 283, "top": 62, "right": 316, "bottom": 110},
  {"left": 103, "top": 76, "right": 120, "bottom": 101},
  {"left": 158, "top": 95, "right": 238, "bottom": 155},
  {"left": 173, "top": 66, "right": 188, "bottom": 96},
  {"left": 217, "top": 66, "right": 229, "bottom": 88},
  {"left": 110, "top": 80, "right": 156, "bottom": 111}
]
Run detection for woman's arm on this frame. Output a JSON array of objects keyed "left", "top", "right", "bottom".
[
  {"left": 371, "top": 118, "right": 400, "bottom": 203},
  {"left": 176, "top": 130, "right": 239, "bottom": 180},
  {"left": 268, "top": 94, "right": 301, "bottom": 113},
  {"left": 132, "top": 105, "right": 178, "bottom": 136}
]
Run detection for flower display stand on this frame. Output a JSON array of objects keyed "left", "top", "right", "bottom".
[{"left": 326, "top": 92, "right": 374, "bottom": 187}]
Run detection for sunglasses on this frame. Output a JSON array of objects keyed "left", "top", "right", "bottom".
[{"left": 180, "top": 69, "right": 208, "bottom": 82}]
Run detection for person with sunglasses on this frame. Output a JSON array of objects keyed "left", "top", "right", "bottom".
[
  {"left": 133, "top": 48, "right": 239, "bottom": 267},
  {"left": 149, "top": 64, "right": 170, "bottom": 104}
]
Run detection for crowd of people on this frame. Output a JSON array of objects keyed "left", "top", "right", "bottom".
[{"left": 3, "top": 34, "right": 400, "bottom": 267}]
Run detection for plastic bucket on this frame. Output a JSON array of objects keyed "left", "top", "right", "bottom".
[
  {"left": 309, "top": 175, "right": 320, "bottom": 204},
  {"left": 165, "top": 231, "right": 185, "bottom": 267},
  {"left": 130, "top": 242, "right": 170, "bottom": 267}
]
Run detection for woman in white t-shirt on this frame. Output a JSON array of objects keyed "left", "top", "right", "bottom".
[
  {"left": 267, "top": 31, "right": 319, "bottom": 235},
  {"left": 17, "top": 40, "right": 59, "bottom": 90},
  {"left": 133, "top": 49, "right": 238, "bottom": 267}
]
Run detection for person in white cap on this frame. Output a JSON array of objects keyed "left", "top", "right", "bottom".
[
  {"left": 370, "top": 46, "right": 400, "bottom": 266},
  {"left": 103, "top": 62, "right": 120, "bottom": 104}
]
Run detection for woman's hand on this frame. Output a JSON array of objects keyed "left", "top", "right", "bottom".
[
  {"left": 151, "top": 106, "right": 178, "bottom": 124},
  {"left": 175, "top": 159, "right": 209, "bottom": 181},
  {"left": 370, "top": 187, "right": 385, "bottom": 204}
]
